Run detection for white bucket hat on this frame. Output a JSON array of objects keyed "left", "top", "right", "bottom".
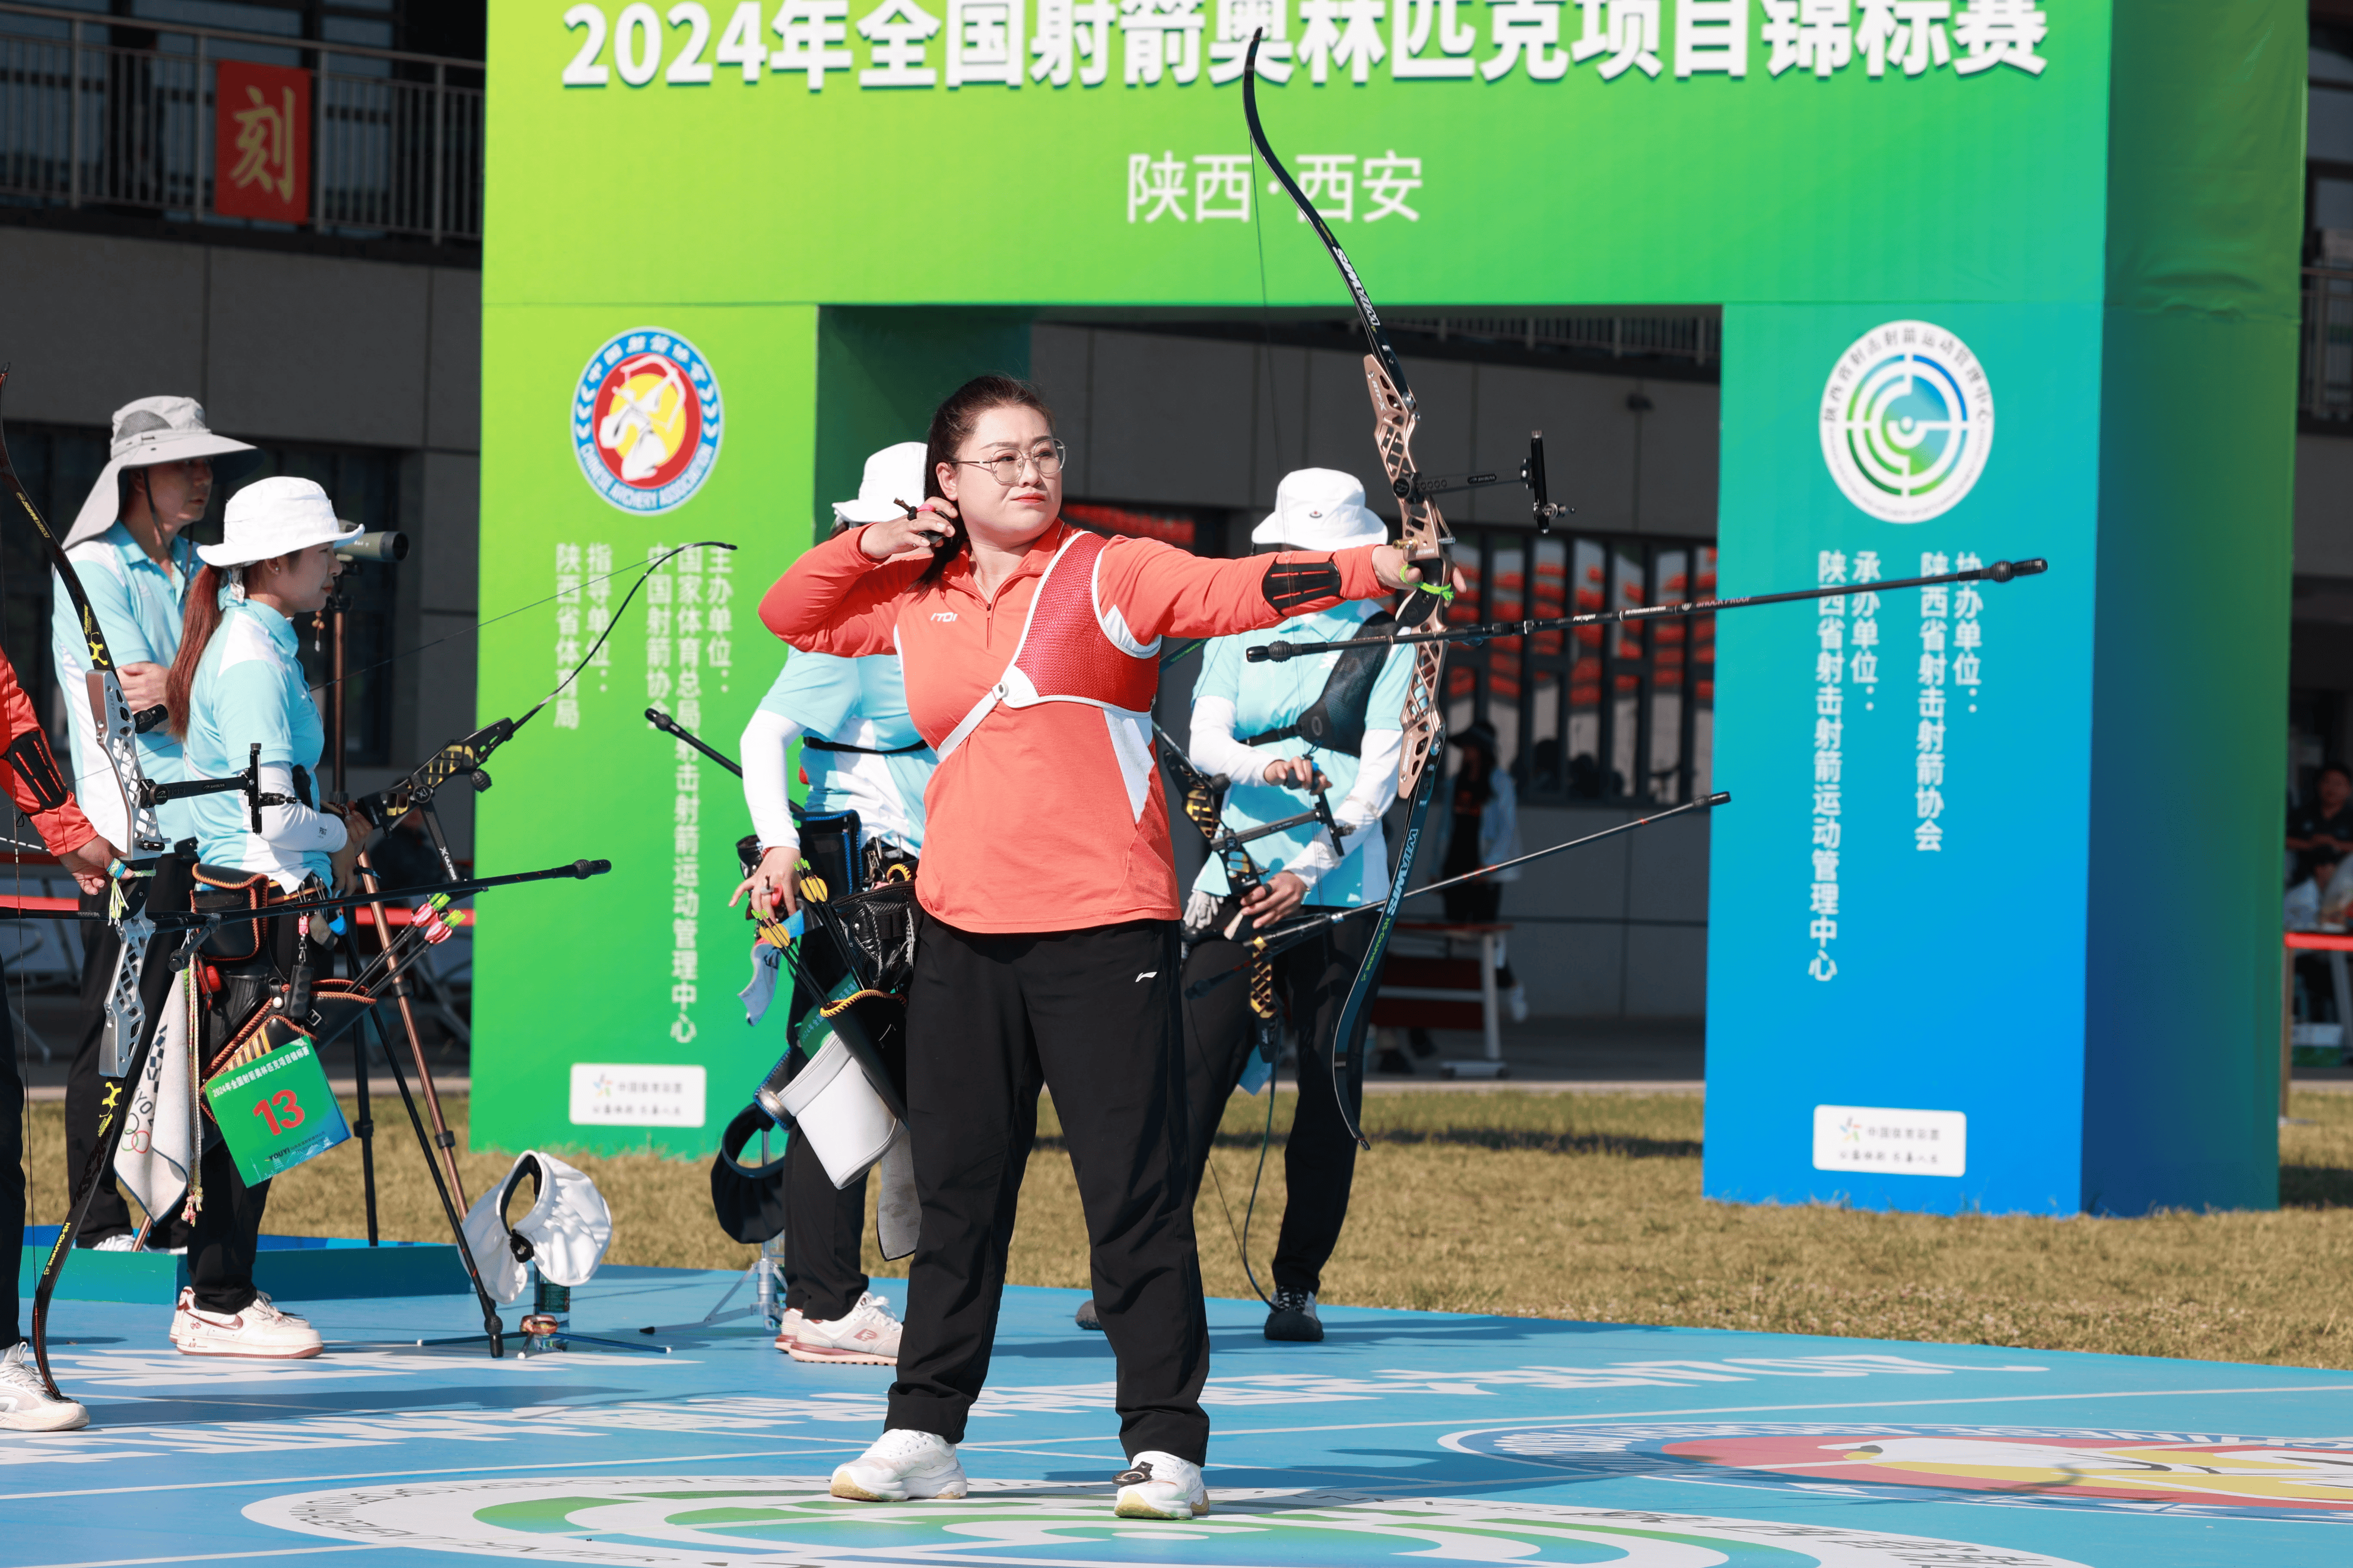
[
  {"left": 197, "top": 476, "right": 361, "bottom": 568},
  {"left": 66, "top": 396, "right": 255, "bottom": 549},
  {"left": 831, "top": 441, "right": 928, "bottom": 528},
  {"left": 1250, "top": 467, "right": 1389, "bottom": 552}
]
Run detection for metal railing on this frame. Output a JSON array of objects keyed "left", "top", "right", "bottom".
[
  {"left": 2306, "top": 268, "right": 2353, "bottom": 425},
  {"left": 0, "top": 1, "right": 481, "bottom": 243}
]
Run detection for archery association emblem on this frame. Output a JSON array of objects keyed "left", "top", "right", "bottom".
[
  {"left": 1819, "top": 320, "right": 1994, "bottom": 524},
  {"left": 572, "top": 327, "right": 723, "bottom": 515}
]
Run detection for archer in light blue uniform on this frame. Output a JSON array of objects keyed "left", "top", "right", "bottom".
[
  {"left": 746, "top": 652, "right": 932, "bottom": 857},
  {"left": 50, "top": 525, "right": 198, "bottom": 851},
  {"left": 1186, "top": 599, "right": 1411, "bottom": 912},
  {"left": 1172, "top": 468, "right": 1411, "bottom": 1349},
  {"left": 182, "top": 594, "right": 334, "bottom": 888}
]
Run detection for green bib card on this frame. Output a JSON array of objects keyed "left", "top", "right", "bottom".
[{"left": 203, "top": 1038, "right": 351, "bottom": 1187}]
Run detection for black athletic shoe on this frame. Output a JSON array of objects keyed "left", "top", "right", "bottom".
[
  {"left": 1374, "top": 1047, "right": 1415, "bottom": 1075},
  {"left": 1265, "top": 1287, "right": 1323, "bottom": 1342},
  {"left": 1075, "top": 1297, "right": 1103, "bottom": 1331}
]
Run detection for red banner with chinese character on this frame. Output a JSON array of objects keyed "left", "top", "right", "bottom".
[{"left": 214, "top": 59, "right": 310, "bottom": 224}]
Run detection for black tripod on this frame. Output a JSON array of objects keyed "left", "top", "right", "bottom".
[{"left": 312, "top": 535, "right": 510, "bottom": 1357}]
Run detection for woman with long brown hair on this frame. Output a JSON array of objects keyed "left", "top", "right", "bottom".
[
  {"left": 160, "top": 476, "right": 368, "bottom": 1358},
  {"left": 761, "top": 375, "right": 1445, "bottom": 1519}
]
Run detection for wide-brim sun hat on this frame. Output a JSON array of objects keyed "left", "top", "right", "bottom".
[
  {"left": 197, "top": 476, "right": 361, "bottom": 568},
  {"left": 1251, "top": 467, "right": 1389, "bottom": 552},
  {"left": 833, "top": 441, "right": 929, "bottom": 527},
  {"left": 66, "top": 396, "right": 255, "bottom": 550}
]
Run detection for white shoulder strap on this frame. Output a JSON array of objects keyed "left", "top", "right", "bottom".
[{"left": 933, "top": 532, "right": 1089, "bottom": 762}]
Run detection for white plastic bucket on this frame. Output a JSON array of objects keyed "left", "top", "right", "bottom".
[{"left": 777, "top": 1034, "right": 905, "bottom": 1189}]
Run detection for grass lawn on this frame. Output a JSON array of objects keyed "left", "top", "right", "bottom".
[{"left": 24, "top": 1088, "right": 2353, "bottom": 1367}]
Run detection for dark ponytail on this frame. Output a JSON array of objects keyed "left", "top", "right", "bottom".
[
  {"left": 164, "top": 562, "right": 228, "bottom": 740},
  {"left": 917, "top": 374, "right": 1056, "bottom": 589}
]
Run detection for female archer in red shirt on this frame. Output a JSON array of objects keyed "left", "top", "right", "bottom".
[{"left": 762, "top": 375, "right": 1445, "bottom": 1521}]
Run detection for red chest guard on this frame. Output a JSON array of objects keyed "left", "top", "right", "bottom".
[{"left": 935, "top": 528, "right": 1163, "bottom": 819}]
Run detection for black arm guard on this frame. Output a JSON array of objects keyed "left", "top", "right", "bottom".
[
  {"left": 7, "top": 730, "right": 69, "bottom": 812},
  {"left": 1263, "top": 558, "right": 1343, "bottom": 613}
]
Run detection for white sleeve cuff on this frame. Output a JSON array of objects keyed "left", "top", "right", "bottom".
[
  {"left": 740, "top": 707, "right": 802, "bottom": 854},
  {"left": 254, "top": 762, "right": 346, "bottom": 853}
]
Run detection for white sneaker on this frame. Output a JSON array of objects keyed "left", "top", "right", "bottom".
[
  {"left": 170, "top": 1288, "right": 322, "bottom": 1359},
  {"left": 789, "top": 1292, "right": 900, "bottom": 1365},
  {"left": 830, "top": 1428, "right": 968, "bottom": 1500},
  {"left": 1506, "top": 983, "right": 1529, "bottom": 1023},
  {"left": 87, "top": 1234, "right": 138, "bottom": 1253},
  {"left": 773, "top": 1306, "right": 805, "bottom": 1350},
  {"left": 0, "top": 1343, "right": 88, "bottom": 1432},
  {"left": 1115, "top": 1451, "right": 1209, "bottom": 1519}
]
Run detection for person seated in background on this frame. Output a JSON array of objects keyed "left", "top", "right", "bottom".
[
  {"left": 2288, "top": 764, "right": 2353, "bottom": 861},
  {"left": 2287, "top": 851, "right": 2341, "bottom": 931}
]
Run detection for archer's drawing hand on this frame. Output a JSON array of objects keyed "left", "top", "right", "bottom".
[
  {"left": 1260, "top": 756, "right": 1330, "bottom": 793},
  {"left": 116, "top": 662, "right": 168, "bottom": 713},
  {"left": 58, "top": 835, "right": 116, "bottom": 897},
  {"left": 859, "top": 498, "right": 957, "bottom": 564},
  {"left": 1371, "top": 546, "right": 1468, "bottom": 597},
  {"left": 730, "top": 845, "right": 799, "bottom": 920},
  {"left": 1239, "top": 870, "right": 1309, "bottom": 925},
  {"left": 329, "top": 806, "right": 371, "bottom": 890}
]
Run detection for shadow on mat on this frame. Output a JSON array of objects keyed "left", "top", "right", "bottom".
[{"left": 74, "top": 1383, "right": 628, "bottom": 1426}]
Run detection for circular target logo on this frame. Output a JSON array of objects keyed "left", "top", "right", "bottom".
[
  {"left": 245, "top": 1475, "right": 2099, "bottom": 1567},
  {"left": 1820, "top": 320, "right": 1994, "bottom": 524},
  {"left": 573, "top": 327, "right": 723, "bottom": 514}
]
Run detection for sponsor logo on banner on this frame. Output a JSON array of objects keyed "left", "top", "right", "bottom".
[
  {"left": 1820, "top": 320, "right": 1994, "bottom": 523},
  {"left": 244, "top": 1476, "right": 2097, "bottom": 1566},
  {"left": 1813, "top": 1103, "right": 1966, "bottom": 1174},
  {"left": 569, "top": 1061, "right": 706, "bottom": 1126},
  {"left": 573, "top": 329, "right": 723, "bottom": 514},
  {"left": 1443, "top": 1424, "right": 2353, "bottom": 1525}
]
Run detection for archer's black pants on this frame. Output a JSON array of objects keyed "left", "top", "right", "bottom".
[
  {"left": 187, "top": 1136, "right": 270, "bottom": 1313},
  {"left": 2, "top": 960, "right": 23, "bottom": 1346},
  {"left": 1180, "top": 907, "right": 1371, "bottom": 1298},
  {"left": 889, "top": 916, "right": 1207, "bottom": 1462},
  {"left": 65, "top": 895, "right": 134, "bottom": 1243},
  {"left": 781, "top": 927, "right": 874, "bottom": 1324}
]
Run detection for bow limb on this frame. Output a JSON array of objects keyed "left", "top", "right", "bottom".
[
  {"left": 1244, "top": 33, "right": 1456, "bottom": 1144},
  {"left": 0, "top": 367, "right": 174, "bottom": 1401},
  {"left": 0, "top": 370, "right": 163, "bottom": 1052},
  {"left": 1243, "top": 28, "right": 1450, "bottom": 803}
]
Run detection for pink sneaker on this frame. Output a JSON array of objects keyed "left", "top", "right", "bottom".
[
  {"left": 787, "top": 1292, "right": 900, "bottom": 1365},
  {"left": 170, "top": 1288, "right": 322, "bottom": 1359}
]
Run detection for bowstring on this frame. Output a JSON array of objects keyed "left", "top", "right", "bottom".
[
  {"left": 309, "top": 540, "right": 731, "bottom": 701},
  {"left": 512, "top": 540, "right": 732, "bottom": 733}
]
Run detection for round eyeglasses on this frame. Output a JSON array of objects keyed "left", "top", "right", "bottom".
[{"left": 954, "top": 440, "right": 1067, "bottom": 487}]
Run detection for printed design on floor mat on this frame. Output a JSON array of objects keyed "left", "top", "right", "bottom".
[
  {"left": 245, "top": 1475, "right": 2094, "bottom": 1566},
  {"left": 1444, "top": 1423, "right": 2353, "bottom": 1523}
]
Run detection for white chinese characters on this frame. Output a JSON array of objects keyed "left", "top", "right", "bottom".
[
  {"left": 561, "top": 0, "right": 2049, "bottom": 88},
  {"left": 1127, "top": 148, "right": 1419, "bottom": 222}
]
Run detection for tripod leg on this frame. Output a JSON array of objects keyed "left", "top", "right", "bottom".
[
  {"left": 355, "top": 851, "right": 468, "bottom": 1210},
  {"left": 369, "top": 1006, "right": 503, "bottom": 1357},
  {"left": 351, "top": 987, "right": 378, "bottom": 1248}
]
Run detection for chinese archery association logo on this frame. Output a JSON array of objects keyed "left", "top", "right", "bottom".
[
  {"left": 573, "top": 328, "right": 722, "bottom": 514},
  {"left": 1820, "top": 320, "right": 1994, "bottom": 524}
]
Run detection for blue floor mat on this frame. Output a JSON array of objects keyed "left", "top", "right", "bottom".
[{"left": 8, "top": 1267, "right": 2351, "bottom": 1566}]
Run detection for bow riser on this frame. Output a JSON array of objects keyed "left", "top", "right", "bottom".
[{"left": 1361, "top": 355, "right": 1452, "bottom": 800}]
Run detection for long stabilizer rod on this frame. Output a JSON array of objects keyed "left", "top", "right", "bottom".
[{"left": 1250, "top": 558, "right": 2047, "bottom": 663}]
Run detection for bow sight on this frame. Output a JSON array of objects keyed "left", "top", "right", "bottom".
[{"left": 1392, "top": 429, "right": 1574, "bottom": 535}]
